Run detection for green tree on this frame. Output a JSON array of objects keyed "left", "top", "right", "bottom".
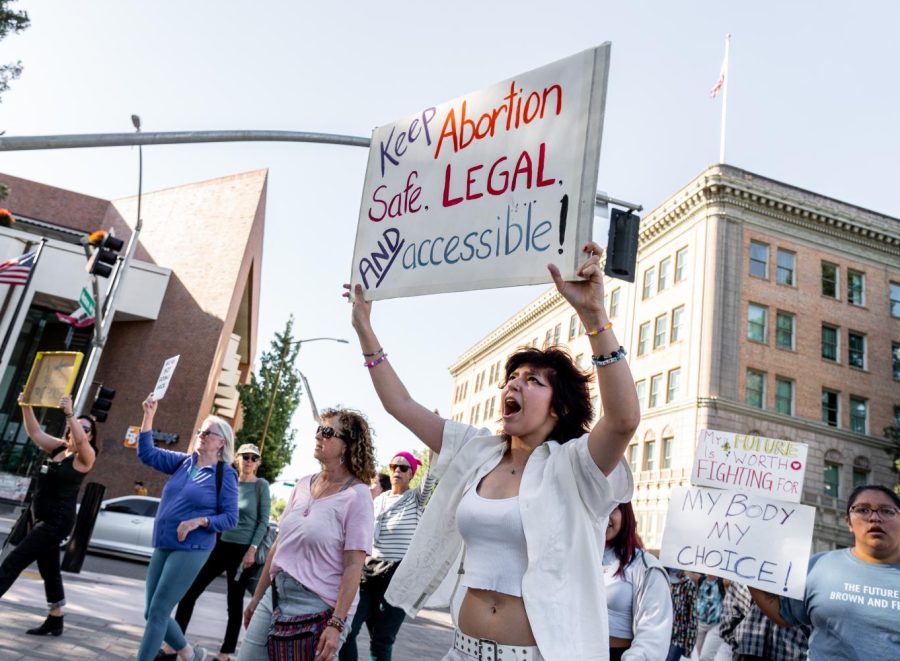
[
  {"left": 0, "top": 0, "right": 29, "bottom": 103},
  {"left": 234, "top": 317, "right": 302, "bottom": 482}
]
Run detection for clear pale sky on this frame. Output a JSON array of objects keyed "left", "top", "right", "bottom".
[{"left": 1, "top": 1, "right": 898, "bottom": 486}]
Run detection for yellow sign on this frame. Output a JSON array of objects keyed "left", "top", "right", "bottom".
[
  {"left": 21, "top": 351, "right": 84, "bottom": 408},
  {"left": 124, "top": 425, "right": 140, "bottom": 449}
]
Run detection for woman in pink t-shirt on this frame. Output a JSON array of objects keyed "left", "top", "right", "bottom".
[{"left": 238, "top": 408, "right": 377, "bottom": 661}]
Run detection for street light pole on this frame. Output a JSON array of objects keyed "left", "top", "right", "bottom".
[{"left": 257, "top": 336, "right": 347, "bottom": 456}]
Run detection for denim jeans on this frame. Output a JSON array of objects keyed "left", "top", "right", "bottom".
[
  {"left": 136, "top": 548, "right": 210, "bottom": 661},
  {"left": 339, "top": 580, "right": 407, "bottom": 661}
]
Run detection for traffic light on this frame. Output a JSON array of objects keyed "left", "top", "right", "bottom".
[
  {"left": 604, "top": 208, "right": 640, "bottom": 283},
  {"left": 85, "top": 230, "right": 125, "bottom": 278},
  {"left": 90, "top": 385, "right": 116, "bottom": 423}
]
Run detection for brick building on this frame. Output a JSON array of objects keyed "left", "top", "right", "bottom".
[
  {"left": 0, "top": 169, "right": 265, "bottom": 499},
  {"left": 448, "top": 164, "right": 900, "bottom": 552}
]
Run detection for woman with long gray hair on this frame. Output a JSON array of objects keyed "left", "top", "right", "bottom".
[{"left": 136, "top": 395, "right": 239, "bottom": 661}]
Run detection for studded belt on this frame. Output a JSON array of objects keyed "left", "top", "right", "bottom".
[{"left": 453, "top": 629, "right": 539, "bottom": 661}]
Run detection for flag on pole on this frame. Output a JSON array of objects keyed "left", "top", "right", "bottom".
[
  {"left": 0, "top": 250, "right": 38, "bottom": 285},
  {"left": 710, "top": 56, "right": 726, "bottom": 98},
  {"left": 56, "top": 287, "right": 96, "bottom": 327}
]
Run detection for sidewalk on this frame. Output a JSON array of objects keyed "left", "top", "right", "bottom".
[{"left": 0, "top": 563, "right": 454, "bottom": 660}]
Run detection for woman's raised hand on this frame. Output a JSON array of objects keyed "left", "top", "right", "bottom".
[
  {"left": 343, "top": 283, "right": 372, "bottom": 331},
  {"left": 59, "top": 395, "right": 74, "bottom": 417},
  {"left": 548, "top": 242, "right": 607, "bottom": 321}
]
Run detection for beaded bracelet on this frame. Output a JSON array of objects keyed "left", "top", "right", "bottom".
[
  {"left": 585, "top": 322, "right": 613, "bottom": 337},
  {"left": 364, "top": 354, "right": 389, "bottom": 369},
  {"left": 362, "top": 347, "right": 383, "bottom": 358},
  {"left": 326, "top": 615, "right": 346, "bottom": 632},
  {"left": 591, "top": 347, "right": 627, "bottom": 367}
]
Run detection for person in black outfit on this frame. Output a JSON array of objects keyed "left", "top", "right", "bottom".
[{"left": 0, "top": 393, "right": 97, "bottom": 636}]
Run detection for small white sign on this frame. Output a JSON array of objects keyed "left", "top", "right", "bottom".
[
  {"left": 692, "top": 430, "right": 808, "bottom": 503},
  {"left": 153, "top": 355, "right": 180, "bottom": 400},
  {"left": 660, "top": 486, "right": 814, "bottom": 599}
]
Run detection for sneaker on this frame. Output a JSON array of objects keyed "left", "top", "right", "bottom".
[
  {"left": 154, "top": 652, "right": 177, "bottom": 661},
  {"left": 191, "top": 646, "right": 208, "bottom": 661}
]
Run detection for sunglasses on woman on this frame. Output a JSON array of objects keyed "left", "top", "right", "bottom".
[
  {"left": 197, "top": 429, "right": 223, "bottom": 439},
  {"left": 316, "top": 425, "right": 350, "bottom": 442},
  {"left": 240, "top": 453, "right": 260, "bottom": 462},
  {"left": 389, "top": 464, "right": 411, "bottom": 473}
]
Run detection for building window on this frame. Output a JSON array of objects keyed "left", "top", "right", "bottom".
[
  {"left": 654, "top": 315, "right": 667, "bottom": 350},
  {"left": 823, "top": 462, "right": 840, "bottom": 497},
  {"left": 746, "top": 370, "right": 765, "bottom": 409},
  {"left": 568, "top": 313, "right": 579, "bottom": 340},
  {"left": 849, "top": 396, "right": 868, "bottom": 434},
  {"left": 544, "top": 329, "right": 553, "bottom": 348},
  {"left": 848, "top": 270, "right": 865, "bottom": 306},
  {"left": 667, "top": 368, "right": 681, "bottom": 403},
  {"left": 822, "top": 390, "right": 839, "bottom": 427},
  {"left": 893, "top": 343, "right": 900, "bottom": 380},
  {"left": 675, "top": 247, "right": 688, "bottom": 282},
  {"left": 661, "top": 435, "right": 673, "bottom": 469},
  {"left": 553, "top": 323, "right": 561, "bottom": 345},
  {"left": 821, "top": 262, "right": 839, "bottom": 298},
  {"left": 671, "top": 306, "right": 685, "bottom": 342},
  {"left": 609, "top": 288, "right": 620, "bottom": 318},
  {"left": 638, "top": 322, "right": 651, "bottom": 356},
  {"left": 775, "top": 312, "right": 795, "bottom": 350},
  {"left": 635, "top": 380, "right": 647, "bottom": 411},
  {"left": 891, "top": 282, "right": 900, "bottom": 318},
  {"left": 474, "top": 403, "right": 481, "bottom": 424},
  {"left": 747, "top": 304, "right": 768, "bottom": 342},
  {"left": 749, "top": 241, "right": 769, "bottom": 278},
  {"left": 658, "top": 257, "right": 672, "bottom": 291},
  {"left": 485, "top": 397, "right": 496, "bottom": 420},
  {"left": 776, "top": 249, "right": 796, "bottom": 286},
  {"left": 848, "top": 332, "right": 866, "bottom": 369},
  {"left": 649, "top": 374, "right": 663, "bottom": 408},
  {"left": 576, "top": 353, "right": 585, "bottom": 369},
  {"left": 775, "top": 377, "right": 794, "bottom": 416},
  {"left": 644, "top": 440, "right": 657, "bottom": 471},
  {"left": 627, "top": 444, "right": 638, "bottom": 472},
  {"left": 642, "top": 267, "right": 656, "bottom": 300},
  {"left": 853, "top": 467, "right": 870, "bottom": 488},
  {"left": 821, "top": 325, "right": 839, "bottom": 362}
]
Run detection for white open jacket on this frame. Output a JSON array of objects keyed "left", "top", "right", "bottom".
[{"left": 385, "top": 421, "right": 634, "bottom": 661}]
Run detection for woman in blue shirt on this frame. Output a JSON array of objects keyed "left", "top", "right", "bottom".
[{"left": 137, "top": 395, "right": 239, "bottom": 661}]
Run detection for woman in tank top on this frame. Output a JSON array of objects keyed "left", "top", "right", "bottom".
[
  {"left": 345, "top": 241, "right": 641, "bottom": 660},
  {"left": 0, "top": 393, "right": 97, "bottom": 638},
  {"left": 602, "top": 501, "right": 672, "bottom": 660}
]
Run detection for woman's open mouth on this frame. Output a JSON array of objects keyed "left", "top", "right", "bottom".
[{"left": 503, "top": 397, "right": 521, "bottom": 418}]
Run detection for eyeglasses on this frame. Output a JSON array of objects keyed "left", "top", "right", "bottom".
[
  {"left": 389, "top": 464, "right": 410, "bottom": 473},
  {"left": 197, "top": 429, "right": 223, "bottom": 439},
  {"left": 316, "top": 425, "right": 350, "bottom": 442},
  {"left": 240, "top": 453, "right": 260, "bottom": 462},
  {"left": 849, "top": 505, "right": 898, "bottom": 519}
]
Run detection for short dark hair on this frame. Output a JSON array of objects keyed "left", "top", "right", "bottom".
[
  {"left": 846, "top": 484, "right": 900, "bottom": 516},
  {"left": 607, "top": 501, "right": 644, "bottom": 577},
  {"left": 503, "top": 346, "right": 592, "bottom": 443},
  {"left": 378, "top": 473, "right": 391, "bottom": 492}
]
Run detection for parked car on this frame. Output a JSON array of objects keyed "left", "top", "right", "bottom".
[{"left": 86, "top": 495, "right": 159, "bottom": 560}]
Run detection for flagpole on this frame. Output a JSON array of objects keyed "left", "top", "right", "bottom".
[
  {"left": 719, "top": 33, "right": 731, "bottom": 164},
  {"left": 0, "top": 238, "right": 47, "bottom": 364}
]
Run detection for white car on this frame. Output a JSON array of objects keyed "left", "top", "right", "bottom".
[{"left": 87, "top": 495, "right": 160, "bottom": 560}]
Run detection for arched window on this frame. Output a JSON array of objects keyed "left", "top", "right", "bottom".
[
  {"left": 661, "top": 426, "right": 674, "bottom": 470},
  {"left": 643, "top": 431, "right": 657, "bottom": 471}
]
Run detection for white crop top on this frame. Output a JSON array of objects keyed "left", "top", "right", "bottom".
[
  {"left": 603, "top": 546, "right": 634, "bottom": 639},
  {"left": 456, "top": 485, "right": 528, "bottom": 597}
]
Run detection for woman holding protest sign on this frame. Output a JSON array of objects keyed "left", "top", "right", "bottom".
[
  {"left": 602, "top": 501, "right": 672, "bottom": 660},
  {"left": 0, "top": 394, "right": 96, "bottom": 637},
  {"left": 137, "top": 395, "right": 239, "bottom": 661},
  {"left": 173, "top": 443, "right": 271, "bottom": 660},
  {"left": 238, "top": 408, "right": 376, "bottom": 661},
  {"left": 340, "top": 449, "right": 436, "bottom": 661},
  {"left": 344, "top": 240, "right": 640, "bottom": 660},
  {"left": 750, "top": 484, "right": 900, "bottom": 660}
]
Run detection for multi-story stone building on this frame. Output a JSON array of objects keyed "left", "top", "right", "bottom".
[{"left": 448, "top": 164, "right": 900, "bottom": 552}]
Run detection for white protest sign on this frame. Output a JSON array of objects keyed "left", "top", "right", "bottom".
[
  {"left": 660, "top": 486, "right": 814, "bottom": 599},
  {"left": 153, "top": 355, "right": 180, "bottom": 400},
  {"left": 692, "top": 429, "right": 808, "bottom": 503},
  {"left": 351, "top": 44, "right": 611, "bottom": 301}
]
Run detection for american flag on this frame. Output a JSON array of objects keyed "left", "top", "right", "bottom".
[{"left": 0, "top": 250, "right": 38, "bottom": 286}]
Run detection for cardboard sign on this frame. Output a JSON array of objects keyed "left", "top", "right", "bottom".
[
  {"left": 692, "top": 430, "right": 808, "bottom": 503},
  {"left": 660, "top": 486, "right": 814, "bottom": 599},
  {"left": 21, "top": 351, "right": 84, "bottom": 408},
  {"left": 351, "top": 44, "right": 611, "bottom": 301},
  {"left": 153, "top": 355, "right": 180, "bottom": 400}
]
